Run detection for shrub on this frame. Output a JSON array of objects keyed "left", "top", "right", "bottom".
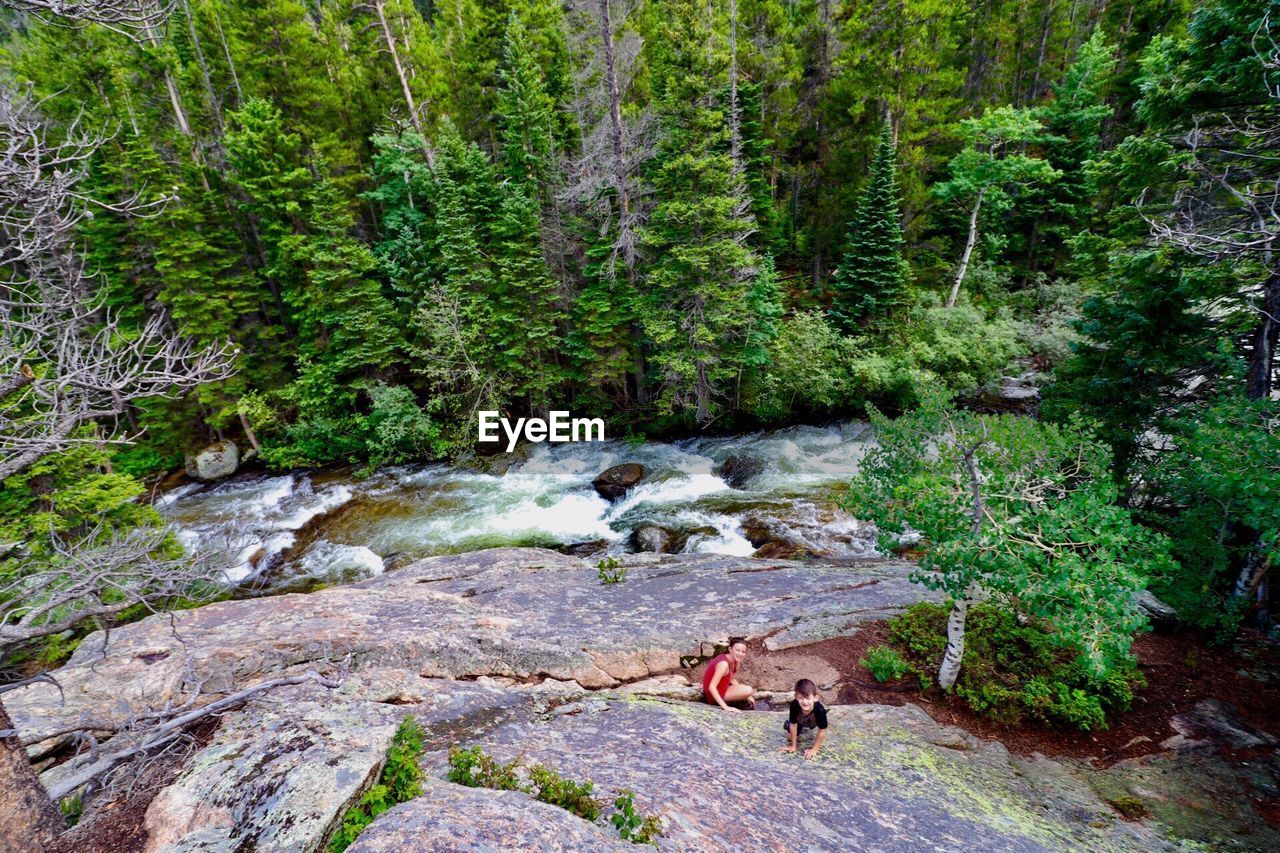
[
  {"left": 860, "top": 645, "right": 909, "bottom": 682},
  {"left": 597, "top": 556, "right": 627, "bottom": 584},
  {"left": 611, "top": 789, "right": 663, "bottom": 846},
  {"left": 330, "top": 717, "right": 425, "bottom": 851},
  {"left": 446, "top": 746, "right": 661, "bottom": 844},
  {"left": 886, "top": 602, "right": 1144, "bottom": 731},
  {"left": 447, "top": 745, "right": 522, "bottom": 791},
  {"left": 528, "top": 764, "right": 602, "bottom": 822}
]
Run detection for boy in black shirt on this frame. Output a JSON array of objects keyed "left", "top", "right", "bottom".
[{"left": 780, "top": 678, "right": 828, "bottom": 759}]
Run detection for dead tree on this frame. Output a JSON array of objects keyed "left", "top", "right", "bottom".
[
  {"left": 563, "top": 0, "right": 656, "bottom": 401},
  {"left": 0, "top": 3, "right": 240, "bottom": 844}
]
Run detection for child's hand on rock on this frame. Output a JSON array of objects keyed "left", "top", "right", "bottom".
[
  {"left": 779, "top": 744, "right": 796, "bottom": 754},
  {"left": 804, "top": 747, "right": 820, "bottom": 760}
]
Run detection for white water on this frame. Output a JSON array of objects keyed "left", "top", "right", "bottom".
[{"left": 158, "top": 421, "right": 879, "bottom": 591}]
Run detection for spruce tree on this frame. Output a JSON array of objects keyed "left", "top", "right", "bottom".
[
  {"left": 830, "top": 119, "right": 911, "bottom": 333},
  {"left": 640, "top": 0, "right": 759, "bottom": 425}
]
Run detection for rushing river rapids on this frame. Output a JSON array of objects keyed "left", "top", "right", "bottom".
[{"left": 157, "top": 421, "right": 882, "bottom": 594}]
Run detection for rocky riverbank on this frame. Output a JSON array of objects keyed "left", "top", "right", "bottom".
[{"left": 11, "top": 548, "right": 1278, "bottom": 851}]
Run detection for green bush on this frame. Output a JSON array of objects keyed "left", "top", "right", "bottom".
[
  {"left": 330, "top": 717, "right": 426, "bottom": 851},
  {"left": 596, "top": 556, "right": 627, "bottom": 584},
  {"left": 860, "top": 645, "right": 909, "bottom": 682},
  {"left": 528, "top": 764, "right": 602, "bottom": 822},
  {"left": 886, "top": 602, "right": 1143, "bottom": 730},
  {"left": 446, "top": 746, "right": 661, "bottom": 844},
  {"left": 611, "top": 789, "right": 663, "bottom": 846},
  {"left": 904, "top": 297, "right": 1025, "bottom": 391},
  {"left": 447, "top": 745, "right": 522, "bottom": 791}
]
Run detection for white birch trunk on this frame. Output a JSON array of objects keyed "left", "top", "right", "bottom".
[{"left": 947, "top": 187, "right": 985, "bottom": 308}]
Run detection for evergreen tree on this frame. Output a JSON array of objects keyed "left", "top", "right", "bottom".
[
  {"left": 830, "top": 119, "right": 911, "bottom": 333},
  {"left": 640, "top": 0, "right": 759, "bottom": 425}
]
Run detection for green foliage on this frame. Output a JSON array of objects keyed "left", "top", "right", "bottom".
[
  {"left": 887, "top": 603, "right": 1144, "bottom": 730},
  {"left": 847, "top": 392, "right": 1173, "bottom": 680},
  {"left": 611, "top": 789, "right": 663, "bottom": 846},
  {"left": 446, "top": 746, "right": 661, "bottom": 841},
  {"left": 447, "top": 745, "right": 524, "bottom": 791},
  {"left": 528, "top": 764, "right": 602, "bottom": 822},
  {"left": 1143, "top": 384, "right": 1280, "bottom": 631},
  {"left": 596, "top": 556, "right": 628, "bottom": 585},
  {"left": 831, "top": 119, "right": 912, "bottom": 333},
  {"left": 860, "top": 645, "right": 909, "bottom": 683},
  {"left": 748, "top": 310, "right": 851, "bottom": 421},
  {"left": 330, "top": 717, "right": 425, "bottom": 852},
  {"left": 904, "top": 297, "right": 1025, "bottom": 391}
]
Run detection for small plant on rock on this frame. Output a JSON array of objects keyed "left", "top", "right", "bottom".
[
  {"left": 860, "top": 645, "right": 909, "bottom": 682},
  {"left": 529, "top": 764, "right": 603, "bottom": 821},
  {"left": 446, "top": 746, "right": 661, "bottom": 843},
  {"left": 330, "top": 717, "right": 425, "bottom": 851},
  {"left": 447, "top": 745, "right": 522, "bottom": 791},
  {"left": 611, "top": 789, "right": 663, "bottom": 845},
  {"left": 597, "top": 556, "right": 627, "bottom": 584}
]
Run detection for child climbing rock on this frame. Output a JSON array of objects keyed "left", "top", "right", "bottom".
[{"left": 779, "top": 678, "right": 828, "bottom": 759}]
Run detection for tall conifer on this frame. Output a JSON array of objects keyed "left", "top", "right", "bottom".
[{"left": 831, "top": 119, "right": 911, "bottom": 332}]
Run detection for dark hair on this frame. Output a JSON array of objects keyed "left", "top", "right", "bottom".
[
  {"left": 727, "top": 636, "right": 747, "bottom": 650},
  {"left": 794, "top": 678, "right": 817, "bottom": 697}
]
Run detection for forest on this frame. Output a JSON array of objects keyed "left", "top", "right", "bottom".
[
  {"left": 0, "top": 0, "right": 1279, "bottom": 845},
  {"left": 4, "top": 0, "right": 1272, "bottom": 624}
]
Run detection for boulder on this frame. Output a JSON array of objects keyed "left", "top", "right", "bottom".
[
  {"left": 558, "top": 539, "right": 609, "bottom": 558},
  {"left": 631, "top": 525, "right": 675, "bottom": 553},
  {"left": 591, "top": 463, "right": 646, "bottom": 500},
  {"left": 183, "top": 440, "right": 240, "bottom": 482},
  {"left": 718, "top": 455, "right": 764, "bottom": 489},
  {"left": 1135, "top": 589, "right": 1179, "bottom": 631}
]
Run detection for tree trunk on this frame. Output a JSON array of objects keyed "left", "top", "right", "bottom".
[
  {"left": 937, "top": 589, "right": 975, "bottom": 689},
  {"left": 371, "top": 0, "right": 432, "bottom": 168},
  {"left": 238, "top": 410, "right": 262, "bottom": 453},
  {"left": 210, "top": 1, "right": 244, "bottom": 105},
  {"left": 181, "top": 0, "right": 224, "bottom": 137},
  {"left": 0, "top": 701, "right": 61, "bottom": 849},
  {"left": 596, "top": 0, "right": 631, "bottom": 258},
  {"left": 947, "top": 188, "right": 985, "bottom": 308},
  {"left": 939, "top": 447, "right": 986, "bottom": 689},
  {"left": 728, "top": 0, "right": 742, "bottom": 176},
  {"left": 1245, "top": 266, "right": 1280, "bottom": 402}
]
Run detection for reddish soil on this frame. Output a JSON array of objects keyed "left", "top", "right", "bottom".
[{"left": 687, "top": 625, "right": 1280, "bottom": 771}]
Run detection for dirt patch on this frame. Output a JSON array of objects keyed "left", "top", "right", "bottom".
[
  {"left": 49, "top": 716, "right": 221, "bottom": 853},
  {"left": 689, "top": 625, "right": 1280, "bottom": 771},
  {"left": 686, "top": 626, "right": 898, "bottom": 701}
]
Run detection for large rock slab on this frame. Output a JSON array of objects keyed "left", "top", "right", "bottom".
[
  {"left": 139, "top": 673, "right": 527, "bottom": 852},
  {"left": 8, "top": 548, "right": 934, "bottom": 742},
  {"left": 358, "top": 697, "right": 1169, "bottom": 851},
  {"left": 349, "top": 783, "right": 632, "bottom": 852}
]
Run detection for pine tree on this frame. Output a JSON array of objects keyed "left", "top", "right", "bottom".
[
  {"left": 640, "top": 0, "right": 759, "bottom": 425},
  {"left": 498, "top": 9, "right": 557, "bottom": 195},
  {"left": 830, "top": 119, "right": 911, "bottom": 333}
]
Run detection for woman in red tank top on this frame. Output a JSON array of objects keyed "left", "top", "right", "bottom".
[{"left": 702, "top": 636, "right": 756, "bottom": 711}]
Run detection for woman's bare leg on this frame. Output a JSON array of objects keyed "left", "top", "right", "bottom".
[{"left": 723, "top": 683, "right": 755, "bottom": 706}]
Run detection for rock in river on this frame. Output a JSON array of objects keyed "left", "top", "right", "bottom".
[
  {"left": 183, "top": 440, "right": 240, "bottom": 482},
  {"left": 591, "top": 463, "right": 646, "bottom": 500}
]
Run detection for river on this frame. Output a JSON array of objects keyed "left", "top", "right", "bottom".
[{"left": 157, "top": 421, "right": 881, "bottom": 595}]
